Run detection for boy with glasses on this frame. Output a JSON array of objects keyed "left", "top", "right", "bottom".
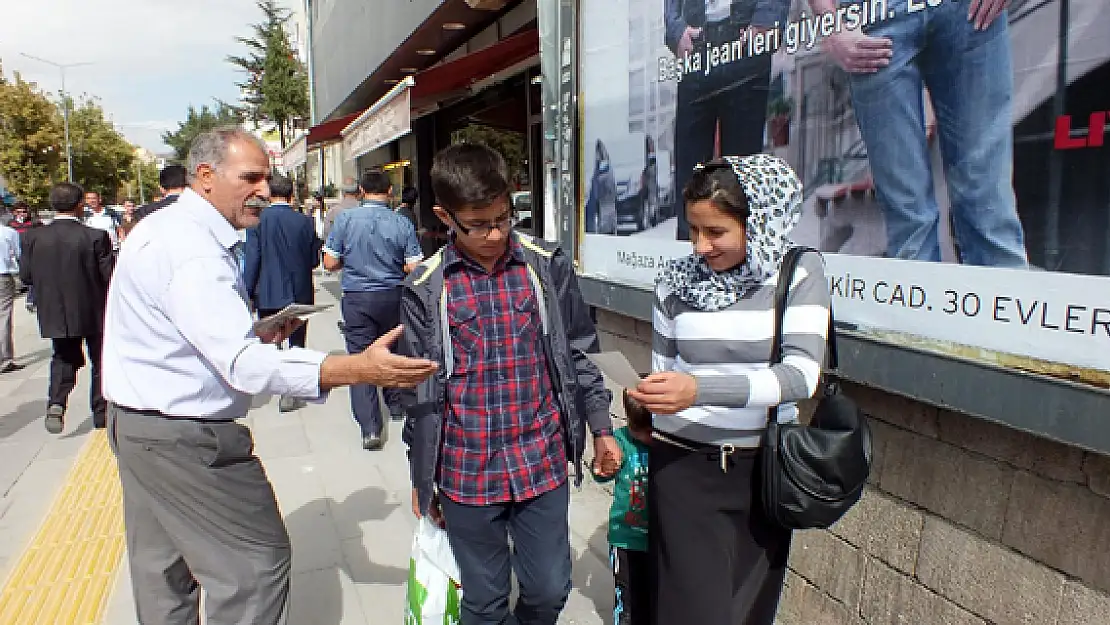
[{"left": 399, "top": 143, "right": 622, "bottom": 625}]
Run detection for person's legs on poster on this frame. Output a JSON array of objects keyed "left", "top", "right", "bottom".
[
  {"left": 715, "top": 54, "right": 773, "bottom": 160},
  {"left": 674, "top": 66, "right": 720, "bottom": 242},
  {"left": 845, "top": 0, "right": 944, "bottom": 262},
  {"left": 921, "top": 1, "right": 1028, "bottom": 268}
]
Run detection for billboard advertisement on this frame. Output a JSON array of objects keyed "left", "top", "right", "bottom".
[{"left": 577, "top": 0, "right": 1110, "bottom": 376}]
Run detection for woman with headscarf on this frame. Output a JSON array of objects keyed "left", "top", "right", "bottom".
[{"left": 628, "top": 154, "right": 831, "bottom": 625}]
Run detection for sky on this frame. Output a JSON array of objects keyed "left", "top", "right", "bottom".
[{"left": 0, "top": 0, "right": 302, "bottom": 153}]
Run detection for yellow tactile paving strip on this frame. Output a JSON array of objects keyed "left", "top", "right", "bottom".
[{"left": 0, "top": 431, "right": 126, "bottom": 625}]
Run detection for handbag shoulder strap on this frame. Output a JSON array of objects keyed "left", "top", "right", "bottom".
[{"left": 768, "top": 246, "right": 839, "bottom": 423}]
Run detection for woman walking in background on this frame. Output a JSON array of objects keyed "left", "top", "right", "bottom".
[{"left": 628, "top": 154, "right": 830, "bottom": 625}]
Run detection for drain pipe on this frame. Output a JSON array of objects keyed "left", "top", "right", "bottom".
[
  {"left": 304, "top": 0, "right": 325, "bottom": 193},
  {"left": 1044, "top": 0, "right": 1069, "bottom": 270}
]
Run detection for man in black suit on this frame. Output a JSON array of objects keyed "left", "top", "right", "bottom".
[
  {"left": 243, "top": 174, "right": 322, "bottom": 412},
  {"left": 20, "top": 182, "right": 115, "bottom": 433},
  {"left": 136, "top": 164, "right": 188, "bottom": 220}
]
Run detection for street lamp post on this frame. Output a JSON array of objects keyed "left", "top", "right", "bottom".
[
  {"left": 136, "top": 160, "right": 146, "bottom": 204},
  {"left": 20, "top": 53, "right": 92, "bottom": 183}
]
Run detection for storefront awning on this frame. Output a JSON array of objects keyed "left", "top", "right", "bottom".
[
  {"left": 306, "top": 111, "right": 360, "bottom": 148},
  {"left": 410, "top": 28, "right": 538, "bottom": 102},
  {"left": 341, "top": 77, "right": 414, "bottom": 162},
  {"left": 281, "top": 134, "right": 307, "bottom": 172}
]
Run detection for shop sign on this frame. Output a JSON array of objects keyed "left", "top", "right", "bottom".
[
  {"left": 574, "top": 0, "right": 1110, "bottom": 376},
  {"left": 343, "top": 79, "right": 413, "bottom": 161},
  {"left": 282, "top": 135, "right": 307, "bottom": 171}
]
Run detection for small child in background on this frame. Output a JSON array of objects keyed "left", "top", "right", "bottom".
[{"left": 592, "top": 388, "right": 651, "bottom": 625}]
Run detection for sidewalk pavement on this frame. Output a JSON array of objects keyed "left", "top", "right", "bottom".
[{"left": 0, "top": 274, "right": 619, "bottom": 625}]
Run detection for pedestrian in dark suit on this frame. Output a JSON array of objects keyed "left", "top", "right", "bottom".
[
  {"left": 19, "top": 182, "right": 115, "bottom": 433},
  {"left": 135, "top": 164, "right": 188, "bottom": 220},
  {"left": 243, "top": 174, "right": 322, "bottom": 412}
]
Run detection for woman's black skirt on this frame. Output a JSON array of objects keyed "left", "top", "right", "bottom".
[{"left": 649, "top": 433, "right": 793, "bottom": 625}]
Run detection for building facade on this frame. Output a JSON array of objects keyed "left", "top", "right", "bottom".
[
  {"left": 303, "top": 0, "right": 1110, "bottom": 621},
  {"left": 292, "top": 0, "right": 544, "bottom": 238}
]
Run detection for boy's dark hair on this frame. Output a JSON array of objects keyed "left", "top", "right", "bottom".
[
  {"left": 622, "top": 388, "right": 652, "bottom": 433},
  {"left": 430, "top": 143, "right": 511, "bottom": 212},
  {"left": 50, "top": 182, "right": 85, "bottom": 214},
  {"left": 269, "top": 174, "right": 294, "bottom": 200},
  {"left": 401, "top": 186, "right": 418, "bottom": 206},
  {"left": 683, "top": 160, "right": 750, "bottom": 224},
  {"left": 360, "top": 169, "right": 392, "bottom": 195},
  {"left": 159, "top": 164, "right": 188, "bottom": 190}
]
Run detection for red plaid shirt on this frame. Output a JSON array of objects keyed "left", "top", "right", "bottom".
[{"left": 437, "top": 239, "right": 567, "bottom": 505}]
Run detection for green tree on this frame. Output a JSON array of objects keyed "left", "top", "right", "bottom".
[
  {"left": 120, "top": 159, "right": 161, "bottom": 204},
  {"left": 228, "top": 0, "right": 310, "bottom": 148},
  {"left": 162, "top": 102, "right": 243, "bottom": 163},
  {"left": 0, "top": 65, "right": 65, "bottom": 209},
  {"left": 67, "top": 96, "right": 138, "bottom": 200}
]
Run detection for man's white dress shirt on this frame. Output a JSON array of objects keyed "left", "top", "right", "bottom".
[
  {"left": 102, "top": 188, "right": 327, "bottom": 419},
  {"left": 84, "top": 208, "right": 120, "bottom": 249},
  {"left": 0, "top": 225, "right": 19, "bottom": 275}
]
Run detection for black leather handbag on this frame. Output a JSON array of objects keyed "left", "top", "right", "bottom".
[{"left": 760, "top": 246, "right": 872, "bottom": 530}]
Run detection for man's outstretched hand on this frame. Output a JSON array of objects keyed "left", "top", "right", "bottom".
[
  {"left": 320, "top": 324, "right": 438, "bottom": 391},
  {"left": 358, "top": 325, "right": 438, "bottom": 388}
]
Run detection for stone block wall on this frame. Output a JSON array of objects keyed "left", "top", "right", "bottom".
[{"left": 592, "top": 308, "right": 1110, "bottom": 625}]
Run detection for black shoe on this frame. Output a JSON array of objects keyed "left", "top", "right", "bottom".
[
  {"left": 44, "top": 404, "right": 65, "bottom": 434},
  {"left": 0, "top": 362, "right": 24, "bottom": 374},
  {"left": 362, "top": 433, "right": 383, "bottom": 451}
]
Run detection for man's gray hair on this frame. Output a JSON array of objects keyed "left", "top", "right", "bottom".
[{"left": 186, "top": 126, "right": 269, "bottom": 182}]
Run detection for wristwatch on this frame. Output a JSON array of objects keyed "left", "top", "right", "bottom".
[{"left": 592, "top": 427, "right": 614, "bottom": 437}]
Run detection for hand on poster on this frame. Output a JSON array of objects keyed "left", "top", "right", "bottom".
[
  {"left": 677, "top": 26, "right": 703, "bottom": 58},
  {"left": 822, "top": 30, "right": 893, "bottom": 74},
  {"left": 968, "top": 0, "right": 1008, "bottom": 30}
]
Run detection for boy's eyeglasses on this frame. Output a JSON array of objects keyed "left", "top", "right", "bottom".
[{"left": 445, "top": 209, "right": 516, "bottom": 239}]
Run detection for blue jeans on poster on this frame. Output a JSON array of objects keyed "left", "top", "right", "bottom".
[{"left": 845, "top": 0, "right": 1028, "bottom": 267}]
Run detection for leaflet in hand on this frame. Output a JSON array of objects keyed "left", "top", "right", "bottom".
[
  {"left": 587, "top": 351, "right": 644, "bottom": 390},
  {"left": 253, "top": 304, "right": 333, "bottom": 336}
]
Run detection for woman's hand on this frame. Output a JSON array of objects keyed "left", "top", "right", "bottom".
[{"left": 628, "top": 372, "right": 698, "bottom": 415}]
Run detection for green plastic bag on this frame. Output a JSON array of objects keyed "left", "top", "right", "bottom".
[{"left": 404, "top": 518, "right": 463, "bottom": 625}]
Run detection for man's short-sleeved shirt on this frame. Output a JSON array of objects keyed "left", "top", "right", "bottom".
[{"left": 323, "top": 200, "right": 422, "bottom": 293}]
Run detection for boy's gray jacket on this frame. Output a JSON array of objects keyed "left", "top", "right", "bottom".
[{"left": 398, "top": 233, "right": 613, "bottom": 514}]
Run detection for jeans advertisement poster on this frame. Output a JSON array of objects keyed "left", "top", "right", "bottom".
[{"left": 575, "top": 0, "right": 1110, "bottom": 378}]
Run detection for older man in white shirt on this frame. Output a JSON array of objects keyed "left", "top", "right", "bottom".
[{"left": 101, "top": 127, "right": 438, "bottom": 625}]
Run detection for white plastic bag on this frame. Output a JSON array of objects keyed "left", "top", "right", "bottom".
[{"left": 404, "top": 517, "right": 463, "bottom": 625}]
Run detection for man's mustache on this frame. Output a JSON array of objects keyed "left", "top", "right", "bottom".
[{"left": 245, "top": 197, "right": 269, "bottom": 209}]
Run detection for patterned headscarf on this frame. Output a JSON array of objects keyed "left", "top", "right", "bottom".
[{"left": 657, "top": 153, "right": 804, "bottom": 312}]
